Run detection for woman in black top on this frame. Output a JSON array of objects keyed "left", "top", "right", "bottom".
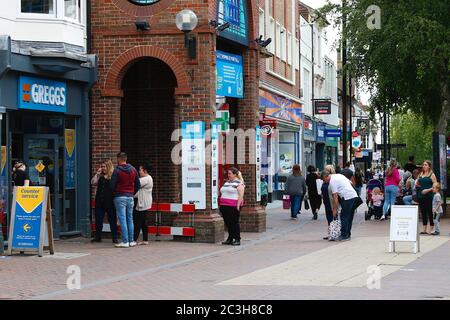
[
  {"left": 12, "top": 160, "right": 30, "bottom": 187},
  {"left": 306, "top": 165, "right": 322, "bottom": 220},
  {"left": 91, "top": 160, "right": 118, "bottom": 243}
]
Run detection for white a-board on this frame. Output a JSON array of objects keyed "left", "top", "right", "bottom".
[{"left": 389, "top": 205, "right": 420, "bottom": 253}]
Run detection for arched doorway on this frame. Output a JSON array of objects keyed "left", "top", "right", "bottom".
[{"left": 120, "top": 58, "right": 179, "bottom": 202}]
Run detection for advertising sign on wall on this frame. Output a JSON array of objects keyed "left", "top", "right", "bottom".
[
  {"left": 256, "top": 126, "right": 261, "bottom": 202},
  {"left": 182, "top": 122, "right": 206, "bottom": 209},
  {"left": 211, "top": 123, "right": 219, "bottom": 210},
  {"left": 259, "top": 90, "right": 303, "bottom": 124},
  {"left": 18, "top": 76, "right": 67, "bottom": 113},
  {"left": 314, "top": 100, "right": 331, "bottom": 115},
  {"left": 216, "top": 50, "right": 244, "bottom": 98},
  {"left": 216, "top": 0, "right": 249, "bottom": 46},
  {"left": 65, "top": 129, "right": 76, "bottom": 189}
]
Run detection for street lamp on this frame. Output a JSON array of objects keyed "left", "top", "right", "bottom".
[{"left": 176, "top": 9, "right": 198, "bottom": 59}]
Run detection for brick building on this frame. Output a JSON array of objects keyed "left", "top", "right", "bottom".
[
  {"left": 90, "top": 0, "right": 265, "bottom": 242},
  {"left": 257, "top": 0, "right": 303, "bottom": 201}
]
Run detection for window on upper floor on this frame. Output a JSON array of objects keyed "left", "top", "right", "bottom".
[
  {"left": 21, "top": 0, "right": 55, "bottom": 14},
  {"left": 259, "top": 8, "right": 265, "bottom": 38},
  {"left": 20, "top": 0, "right": 83, "bottom": 23}
]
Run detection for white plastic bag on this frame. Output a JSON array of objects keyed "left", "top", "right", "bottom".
[{"left": 316, "top": 179, "right": 323, "bottom": 195}]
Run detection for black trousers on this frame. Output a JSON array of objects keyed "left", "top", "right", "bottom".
[
  {"left": 220, "top": 205, "right": 241, "bottom": 241},
  {"left": 418, "top": 197, "right": 434, "bottom": 226},
  {"left": 133, "top": 210, "right": 150, "bottom": 241},
  {"left": 95, "top": 207, "right": 118, "bottom": 241},
  {"left": 309, "top": 194, "right": 322, "bottom": 213}
]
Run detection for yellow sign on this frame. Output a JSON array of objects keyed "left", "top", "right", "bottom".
[
  {"left": 35, "top": 161, "right": 45, "bottom": 173},
  {"left": 16, "top": 187, "right": 45, "bottom": 213},
  {"left": 65, "top": 129, "right": 75, "bottom": 157},
  {"left": 1, "top": 146, "right": 6, "bottom": 174}
]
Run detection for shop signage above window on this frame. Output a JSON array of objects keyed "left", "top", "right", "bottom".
[
  {"left": 325, "top": 128, "right": 341, "bottom": 138},
  {"left": 216, "top": 0, "right": 249, "bottom": 46},
  {"left": 19, "top": 76, "right": 67, "bottom": 113},
  {"left": 259, "top": 90, "right": 303, "bottom": 124},
  {"left": 216, "top": 50, "right": 244, "bottom": 98},
  {"left": 314, "top": 100, "right": 332, "bottom": 115}
]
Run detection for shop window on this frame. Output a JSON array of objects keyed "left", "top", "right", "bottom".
[{"left": 21, "top": 0, "right": 55, "bottom": 15}]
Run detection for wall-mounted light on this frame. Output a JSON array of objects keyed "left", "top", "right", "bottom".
[
  {"left": 255, "top": 35, "right": 272, "bottom": 48},
  {"left": 135, "top": 20, "right": 150, "bottom": 31},
  {"left": 209, "top": 20, "right": 230, "bottom": 32},
  {"left": 176, "top": 9, "right": 198, "bottom": 59}
]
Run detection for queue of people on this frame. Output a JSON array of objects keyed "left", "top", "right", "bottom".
[{"left": 91, "top": 152, "right": 153, "bottom": 248}]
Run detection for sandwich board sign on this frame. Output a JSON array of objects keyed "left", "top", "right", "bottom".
[
  {"left": 7, "top": 186, "right": 54, "bottom": 257},
  {"left": 389, "top": 205, "right": 420, "bottom": 254}
]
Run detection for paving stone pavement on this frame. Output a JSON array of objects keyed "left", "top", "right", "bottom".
[{"left": 1, "top": 191, "right": 450, "bottom": 300}]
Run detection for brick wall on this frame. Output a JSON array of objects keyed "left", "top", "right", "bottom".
[{"left": 90, "top": 0, "right": 262, "bottom": 242}]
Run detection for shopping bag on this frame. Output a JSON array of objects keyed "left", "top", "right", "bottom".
[
  {"left": 328, "top": 218, "right": 341, "bottom": 241},
  {"left": 304, "top": 198, "right": 310, "bottom": 210},
  {"left": 283, "top": 195, "right": 290, "bottom": 209}
]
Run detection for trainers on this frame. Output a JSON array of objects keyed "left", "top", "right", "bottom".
[
  {"left": 323, "top": 236, "right": 329, "bottom": 240},
  {"left": 431, "top": 231, "right": 440, "bottom": 236},
  {"left": 129, "top": 241, "right": 137, "bottom": 247},
  {"left": 115, "top": 242, "right": 129, "bottom": 248},
  {"left": 313, "top": 213, "right": 318, "bottom": 220},
  {"left": 338, "top": 236, "right": 351, "bottom": 242},
  {"left": 231, "top": 240, "right": 241, "bottom": 246},
  {"left": 380, "top": 216, "right": 385, "bottom": 221},
  {"left": 222, "top": 239, "right": 233, "bottom": 245}
]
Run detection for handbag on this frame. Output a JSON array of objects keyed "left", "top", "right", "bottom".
[
  {"left": 328, "top": 218, "right": 341, "bottom": 241},
  {"left": 283, "top": 195, "right": 290, "bottom": 209},
  {"left": 304, "top": 197, "right": 310, "bottom": 210},
  {"left": 353, "top": 196, "right": 363, "bottom": 211}
]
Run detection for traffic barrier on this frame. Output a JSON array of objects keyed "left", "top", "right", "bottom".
[
  {"left": 91, "top": 201, "right": 195, "bottom": 240},
  {"left": 148, "top": 203, "right": 195, "bottom": 240}
]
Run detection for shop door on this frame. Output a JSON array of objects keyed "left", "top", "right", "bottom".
[{"left": 23, "top": 135, "right": 60, "bottom": 238}]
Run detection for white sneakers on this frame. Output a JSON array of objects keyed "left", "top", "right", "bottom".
[
  {"left": 115, "top": 242, "right": 129, "bottom": 248},
  {"left": 129, "top": 242, "right": 137, "bottom": 247}
]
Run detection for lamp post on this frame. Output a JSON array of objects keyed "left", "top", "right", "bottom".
[{"left": 175, "top": 9, "right": 198, "bottom": 59}]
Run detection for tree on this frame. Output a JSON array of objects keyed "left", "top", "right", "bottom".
[
  {"left": 319, "top": 0, "right": 450, "bottom": 135},
  {"left": 390, "top": 112, "right": 434, "bottom": 165}
]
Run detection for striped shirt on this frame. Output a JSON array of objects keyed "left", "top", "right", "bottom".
[{"left": 219, "top": 179, "right": 243, "bottom": 207}]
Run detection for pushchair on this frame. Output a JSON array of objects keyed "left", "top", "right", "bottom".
[{"left": 365, "top": 178, "right": 384, "bottom": 220}]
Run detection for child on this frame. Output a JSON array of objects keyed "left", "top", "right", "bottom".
[
  {"left": 260, "top": 175, "right": 268, "bottom": 209},
  {"left": 372, "top": 187, "right": 384, "bottom": 220},
  {"left": 431, "top": 182, "right": 443, "bottom": 236}
]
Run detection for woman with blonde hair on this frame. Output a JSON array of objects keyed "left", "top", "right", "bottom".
[
  {"left": 91, "top": 159, "right": 118, "bottom": 243},
  {"left": 285, "top": 164, "right": 307, "bottom": 220},
  {"left": 416, "top": 160, "right": 437, "bottom": 234},
  {"left": 219, "top": 167, "right": 245, "bottom": 245}
]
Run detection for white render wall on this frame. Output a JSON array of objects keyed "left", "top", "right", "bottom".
[{"left": 0, "top": 0, "right": 86, "bottom": 50}]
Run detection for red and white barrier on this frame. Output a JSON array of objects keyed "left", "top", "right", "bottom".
[{"left": 91, "top": 202, "right": 196, "bottom": 238}]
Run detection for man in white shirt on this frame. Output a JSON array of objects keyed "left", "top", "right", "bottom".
[{"left": 321, "top": 172, "right": 358, "bottom": 241}]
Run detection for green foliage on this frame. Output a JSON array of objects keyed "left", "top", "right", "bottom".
[
  {"left": 320, "top": 0, "right": 450, "bottom": 132},
  {"left": 390, "top": 112, "right": 434, "bottom": 165}
]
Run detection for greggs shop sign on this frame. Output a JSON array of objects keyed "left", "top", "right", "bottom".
[{"left": 19, "top": 76, "right": 67, "bottom": 112}]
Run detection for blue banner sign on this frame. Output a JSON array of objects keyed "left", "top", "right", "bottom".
[
  {"left": 19, "top": 76, "right": 67, "bottom": 112},
  {"left": 216, "top": 0, "right": 249, "bottom": 46},
  {"left": 325, "top": 128, "right": 341, "bottom": 138},
  {"left": 216, "top": 50, "right": 244, "bottom": 98}
]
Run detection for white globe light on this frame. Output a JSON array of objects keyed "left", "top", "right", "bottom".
[{"left": 176, "top": 9, "right": 198, "bottom": 32}]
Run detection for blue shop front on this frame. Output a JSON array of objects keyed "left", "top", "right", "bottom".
[{"left": 0, "top": 36, "right": 97, "bottom": 241}]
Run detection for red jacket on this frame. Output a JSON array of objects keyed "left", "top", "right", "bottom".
[{"left": 110, "top": 164, "right": 140, "bottom": 197}]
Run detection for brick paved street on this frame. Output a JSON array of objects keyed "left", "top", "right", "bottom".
[{"left": 1, "top": 194, "right": 449, "bottom": 300}]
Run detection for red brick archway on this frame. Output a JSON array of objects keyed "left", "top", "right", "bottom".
[
  {"left": 112, "top": 0, "right": 176, "bottom": 17},
  {"left": 102, "top": 46, "right": 191, "bottom": 97}
]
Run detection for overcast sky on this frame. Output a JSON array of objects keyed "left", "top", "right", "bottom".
[{"left": 300, "top": 0, "right": 371, "bottom": 105}]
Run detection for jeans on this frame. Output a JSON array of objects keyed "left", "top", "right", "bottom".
[
  {"left": 133, "top": 210, "right": 150, "bottom": 242},
  {"left": 94, "top": 207, "right": 118, "bottom": 241},
  {"left": 290, "top": 195, "right": 303, "bottom": 218},
  {"left": 383, "top": 185, "right": 398, "bottom": 217},
  {"left": 403, "top": 195, "right": 413, "bottom": 205},
  {"left": 340, "top": 197, "right": 357, "bottom": 239},
  {"left": 355, "top": 186, "right": 362, "bottom": 197},
  {"left": 114, "top": 196, "right": 134, "bottom": 244},
  {"left": 434, "top": 212, "right": 441, "bottom": 233}
]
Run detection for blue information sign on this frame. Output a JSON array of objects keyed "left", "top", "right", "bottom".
[
  {"left": 325, "top": 128, "right": 341, "bottom": 138},
  {"left": 217, "top": 0, "right": 249, "bottom": 46},
  {"left": 18, "top": 76, "right": 67, "bottom": 113},
  {"left": 216, "top": 50, "right": 244, "bottom": 98}
]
